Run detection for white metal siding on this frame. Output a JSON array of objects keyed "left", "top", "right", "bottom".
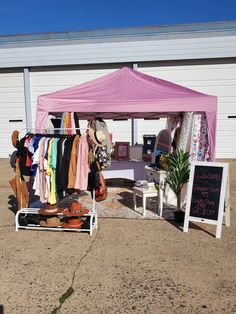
[
  {"left": 139, "top": 63, "right": 236, "bottom": 159},
  {"left": 0, "top": 72, "right": 26, "bottom": 157},
  {"left": 1, "top": 35, "right": 236, "bottom": 68},
  {"left": 0, "top": 64, "right": 235, "bottom": 159},
  {"left": 30, "top": 67, "right": 132, "bottom": 143}
]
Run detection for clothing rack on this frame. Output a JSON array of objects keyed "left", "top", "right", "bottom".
[{"left": 21, "top": 127, "right": 84, "bottom": 132}]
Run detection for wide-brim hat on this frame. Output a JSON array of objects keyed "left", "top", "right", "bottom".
[
  {"left": 88, "top": 128, "right": 106, "bottom": 147},
  {"left": 39, "top": 204, "right": 62, "bottom": 216},
  {"left": 63, "top": 205, "right": 89, "bottom": 217},
  {"left": 40, "top": 217, "right": 62, "bottom": 227},
  {"left": 62, "top": 218, "right": 84, "bottom": 229}
]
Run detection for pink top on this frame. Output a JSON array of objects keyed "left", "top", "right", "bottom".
[{"left": 74, "top": 134, "right": 90, "bottom": 190}]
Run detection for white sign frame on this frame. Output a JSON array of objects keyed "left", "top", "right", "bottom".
[{"left": 183, "top": 161, "right": 230, "bottom": 239}]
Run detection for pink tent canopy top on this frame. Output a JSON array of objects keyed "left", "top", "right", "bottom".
[{"left": 36, "top": 67, "right": 217, "bottom": 160}]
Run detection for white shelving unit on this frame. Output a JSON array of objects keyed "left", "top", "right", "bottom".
[{"left": 15, "top": 207, "right": 97, "bottom": 236}]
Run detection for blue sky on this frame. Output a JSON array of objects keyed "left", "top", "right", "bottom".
[{"left": 0, "top": 0, "right": 236, "bottom": 36}]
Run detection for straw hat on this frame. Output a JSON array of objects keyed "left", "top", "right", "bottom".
[
  {"left": 63, "top": 202, "right": 89, "bottom": 217},
  {"left": 62, "top": 218, "right": 84, "bottom": 229},
  {"left": 40, "top": 217, "right": 61, "bottom": 227},
  {"left": 88, "top": 128, "right": 106, "bottom": 147}
]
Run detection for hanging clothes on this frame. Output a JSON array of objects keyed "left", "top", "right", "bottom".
[
  {"left": 67, "top": 135, "right": 80, "bottom": 189},
  {"left": 74, "top": 134, "right": 90, "bottom": 190},
  {"left": 9, "top": 158, "right": 29, "bottom": 209},
  {"left": 177, "top": 112, "right": 193, "bottom": 153},
  {"left": 14, "top": 134, "right": 33, "bottom": 176},
  {"left": 13, "top": 118, "right": 110, "bottom": 207},
  {"left": 57, "top": 136, "right": 75, "bottom": 198},
  {"left": 189, "top": 112, "right": 209, "bottom": 162}
]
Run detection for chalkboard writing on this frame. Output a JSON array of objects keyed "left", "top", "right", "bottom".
[{"left": 190, "top": 165, "right": 223, "bottom": 220}]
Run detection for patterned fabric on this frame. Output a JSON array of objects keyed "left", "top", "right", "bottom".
[
  {"left": 198, "top": 113, "right": 209, "bottom": 161},
  {"left": 165, "top": 116, "right": 181, "bottom": 142},
  {"left": 177, "top": 112, "right": 193, "bottom": 153},
  {"left": 189, "top": 112, "right": 209, "bottom": 161}
]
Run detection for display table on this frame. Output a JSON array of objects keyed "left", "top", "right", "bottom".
[
  {"left": 103, "top": 160, "right": 149, "bottom": 181},
  {"left": 133, "top": 186, "right": 158, "bottom": 217}
]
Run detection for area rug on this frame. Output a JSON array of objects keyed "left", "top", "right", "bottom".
[{"left": 71, "top": 187, "right": 176, "bottom": 220}]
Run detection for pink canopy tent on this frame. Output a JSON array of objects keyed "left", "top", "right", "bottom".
[{"left": 35, "top": 67, "right": 217, "bottom": 160}]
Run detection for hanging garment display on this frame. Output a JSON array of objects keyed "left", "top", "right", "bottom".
[
  {"left": 59, "top": 112, "right": 80, "bottom": 135},
  {"left": 88, "top": 117, "right": 112, "bottom": 167},
  {"left": 74, "top": 134, "right": 90, "bottom": 191},
  {"left": 165, "top": 116, "right": 181, "bottom": 145},
  {"left": 11, "top": 114, "right": 111, "bottom": 208},
  {"left": 189, "top": 112, "right": 209, "bottom": 161},
  {"left": 177, "top": 112, "right": 193, "bottom": 153}
]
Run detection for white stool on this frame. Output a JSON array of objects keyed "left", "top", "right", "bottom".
[{"left": 133, "top": 187, "right": 158, "bottom": 217}]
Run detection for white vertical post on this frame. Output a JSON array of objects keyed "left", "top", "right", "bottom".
[
  {"left": 131, "top": 63, "right": 138, "bottom": 145},
  {"left": 23, "top": 68, "right": 32, "bottom": 129}
]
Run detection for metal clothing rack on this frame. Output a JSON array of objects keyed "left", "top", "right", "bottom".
[
  {"left": 15, "top": 127, "right": 98, "bottom": 235},
  {"left": 21, "top": 126, "right": 86, "bottom": 133}
]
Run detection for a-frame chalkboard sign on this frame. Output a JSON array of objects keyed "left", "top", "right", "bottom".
[{"left": 183, "top": 161, "right": 230, "bottom": 239}]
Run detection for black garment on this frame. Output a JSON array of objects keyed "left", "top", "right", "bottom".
[
  {"left": 56, "top": 137, "right": 64, "bottom": 194},
  {"left": 10, "top": 150, "right": 18, "bottom": 169},
  {"left": 56, "top": 138, "right": 65, "bottom": 199},
  {"left": 57, "top": 136, "right": 75, "bottom": 198},
  {"left": 74, "top": 113, "right": 81, "bottom": 136},
  {"left": 51, "top": 118, "right": 61, "bottom": 129},
  {"left": 15, "top": 135, "right": 33, "bottom": 176},
  {"left": 87, "top": 160, "right": 101, "bottom": 193}
]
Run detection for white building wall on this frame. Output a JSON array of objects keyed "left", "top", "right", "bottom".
[
  {"left": 0, "top": 72, "right": 26, "bottom": 158},
  {"left": 0, "top": 62, "right": 235, "bottom": 159},
  {"left": 139, "top": 62, "right": 236, "bottom": 159},
  {"left": 1, "top": 35, "right": 236, "bottom": 68}
]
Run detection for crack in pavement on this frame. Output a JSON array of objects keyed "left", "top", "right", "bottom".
[{"left": 52, "top": 225, "right": 100, "bottom": 314}]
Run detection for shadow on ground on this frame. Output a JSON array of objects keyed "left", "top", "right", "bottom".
[{"left": 8, "top": 194, "right": 17, "bottom": 214}]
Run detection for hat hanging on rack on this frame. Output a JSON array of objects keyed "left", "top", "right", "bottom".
[
  {"left": 88, "top": 128, "right": 106, "bottom": 147},
  {"left": 11, "top": 130, "right": 19, "bottom": 148}
]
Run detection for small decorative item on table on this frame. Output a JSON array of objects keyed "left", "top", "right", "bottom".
[{"left": 114, "top": 142, "right": 130, "bottom": 160}]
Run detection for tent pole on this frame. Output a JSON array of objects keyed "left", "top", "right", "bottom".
[
  {"left": 132, "top": 63, "right": 138, "bottom": 145},
  {"left": 23, "top": 68, "right": 32, "bottom": 129}
]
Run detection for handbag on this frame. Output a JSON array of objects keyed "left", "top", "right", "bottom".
[
  {"left": 95, "top": 172, "right": 108, "bottom": 202},
  {"left": 95, "top": 146, "right": 110, "bottom": 169}
]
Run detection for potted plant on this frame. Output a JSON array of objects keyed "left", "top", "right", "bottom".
[{"left": 165, "top": 149, "right": 190, "bottom": 223}]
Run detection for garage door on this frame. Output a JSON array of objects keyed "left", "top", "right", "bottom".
[
  {"left": 0, "top": 71, "right": 26, "bottom": 158},
  {"left": 140, "top": 62, "right": 236, "bottom": 159}
]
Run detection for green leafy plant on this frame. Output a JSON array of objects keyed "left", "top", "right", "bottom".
[{"left": 165, "top": 149, "right": 190, "bottom": 211}]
